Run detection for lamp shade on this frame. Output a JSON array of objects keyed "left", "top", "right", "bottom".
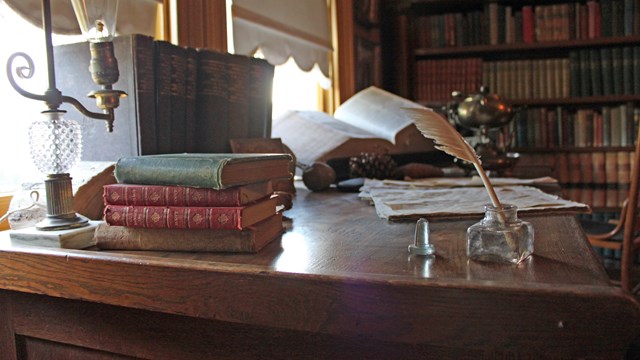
[{"left": 71, "top": 0, "right": 119, "bottom": 42}]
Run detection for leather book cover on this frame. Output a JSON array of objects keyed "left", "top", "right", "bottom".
[
  {"left": 195, "top": 48, "right": 230, "bottom": 153},
  {"left": 103, "top": 181, "right": 273, "bottom": 207},
  {"left": 226, "top": 53, "right": 252, "bottom": 144},
  {"left": 169, "top": 42, "right": 187, "bottom": 153},
  {"left": 53, "top": 34, "right": 158, "bottom": 160},
  {"left": 95, "top": 212, "right": 283, "bottom": 253},
  {"left": 184, "top": 47, "right": 199, "bottom": 152},
  {"left": 154, "top": 40, "right": 174, "bottom": 154},
  {"left": 103, "top": 196, "right": 278, "bottom": 230},
  {"left": 247, "top": 57, "right": 275, "bottom": 138},
  {"left": 114, "top": 153, "right": 293, "bottom": 189}
]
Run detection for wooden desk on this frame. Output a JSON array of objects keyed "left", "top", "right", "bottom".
[{"left": 0, "top": 186, "right": 638, "bottom": 359}]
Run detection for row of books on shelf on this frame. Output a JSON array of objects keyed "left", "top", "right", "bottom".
[
  {"left": 561, "top": 182, "right": 630, "bottom": 209},
  {"left": 93, "top": 153, "right": 293, "bottom": 253},
  {"left": 55, "top": 34, "right": 274, "bottom": 161},
  {"left": 511, "top": 105, "right": 639, "bottom": 148},
  {"left": 415, "top": 0, "right": 640, "bottom": 49},
  {"left": 414, "top": 58, "right": 483, "bottom": 103},
  {"left": 570, "top": 46, "right": 640, "bottom": 97},
  {"left": 513, "top": 150, "right": 634, "bottom": 209},
  {"left": 415, "top": 45, "right": 640, "bottom": 102}
]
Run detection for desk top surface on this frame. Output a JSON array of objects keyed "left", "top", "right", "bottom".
[{"left": 0, "top": 185, "right": 638, "bottom": 356}]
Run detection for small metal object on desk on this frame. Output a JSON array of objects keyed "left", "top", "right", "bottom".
[{"left": 409, "top": 218, "right": 436, "bottom": 256}]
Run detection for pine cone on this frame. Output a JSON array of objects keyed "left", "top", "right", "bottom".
[{"left": 349, "top": 153, "right": 397, "bottom": 179}]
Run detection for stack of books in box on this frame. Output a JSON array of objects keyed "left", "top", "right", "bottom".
[{"left": 94, "top": 153, "right": 293, "bottom": 253}]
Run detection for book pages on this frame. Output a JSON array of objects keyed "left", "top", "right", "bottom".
[
  {"left": 333, "top": 86, "right": 424, "bottom": 143},
  {"left": 362, "top": 176, "right": 558, "bottom": 191},
  {"left": 363, "top": 185, "right": 589, "bottom": 221},
  {"left": 272, "top": 110, "right": 377, "bottom": 166}
]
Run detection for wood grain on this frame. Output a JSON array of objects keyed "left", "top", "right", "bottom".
[{"left": 0, "top": 184, "right": 638, "bottom": 358}]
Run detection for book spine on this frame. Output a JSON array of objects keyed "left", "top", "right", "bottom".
[
  {"left": 612, "top": 46, "right": 624, "bottom": 95},
  {"left": 169, "top": 42, "right": 187, "bottom": 153},
  {"left": 131, "top": 35, "right": 158, "bottom": 155},
  {"left": 104, "top": 204, "right": 245, "bottom": 230},
  {"left": 622, "top": 46, "right": 634, "bottom": 94},
  {"left": 195, "top": 49, "right": 230, "bottom": 153},
  {"left": 634, "top": 46, "right": 640, "bottom": 95},
  {"left": 522, "top": 5, "right": 535, "bottom": 43},
  {"left": 589, "top": 48, "right": 603, "bottom": 96},
  {"left": 103, "top": 181, "right": 272, "bottom": 207},
  {"left": 579, "top": 49, "right": 593, "bottom": 96},
  {"left": 226, "top": 54, "right": 252, "bottom": 146},
  {"left": 617, "top": 151, "right": 631, "bottom": 206},
  {"left": 115, "top": 156, "right": 226, "bottom": 188},
  {"left": 184, "top": 47, "right": 199, "bottom": 152},
  {"left": 104, "top": 184, "right": 238, "bottom": 207},
  {"left": 95, "top": 213, "right": 283, "bottom": 253},
  {"left": 155, "top": 40, "right": 173, "bottom": 154},
  {"left": 605, "top": 151, "right": 619, "bottom": 207},
  {"left": 600, "top": 47, "right": 614, "bottom": 96},
  {"left": 248, "top": 58, "right": 275, "bottom": 138}
]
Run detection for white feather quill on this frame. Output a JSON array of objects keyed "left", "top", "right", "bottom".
[{"left": 404, "top": 107, "right": 502, "bottom": 209}]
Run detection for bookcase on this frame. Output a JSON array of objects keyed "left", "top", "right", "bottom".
[{"left": 382, "top": 0, "right": 640, "bottom": 221}]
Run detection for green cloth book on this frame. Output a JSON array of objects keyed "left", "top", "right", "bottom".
[{"left": 114, "top": 153, "right": 292, "bottom": 189}]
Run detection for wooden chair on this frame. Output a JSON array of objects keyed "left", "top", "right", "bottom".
[{"left": 584, "top": 120, "right": 640, "bottom": 293}]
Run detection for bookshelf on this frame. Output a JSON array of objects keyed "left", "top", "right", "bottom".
[{"left": 382, "top": 0, "right": 640, "bottom": 215}]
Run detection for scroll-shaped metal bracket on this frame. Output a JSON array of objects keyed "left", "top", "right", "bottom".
[{"left": 6, "top": 51, "right": 122, "bottom": 132}]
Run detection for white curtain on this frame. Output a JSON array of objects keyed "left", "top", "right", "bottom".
[
  {"left": 232, "top": 0, "right": 332, "bottom": 78},
  {"left": 2, "top": 0, "right": 159, "bottom": 37}
]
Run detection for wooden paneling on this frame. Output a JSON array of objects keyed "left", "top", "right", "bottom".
[
  {"left": 0, "top": 195, "right": 12, "bottom": 231},
  {"left": 171, "top": 0, "right": 227, "bottom": 51}
]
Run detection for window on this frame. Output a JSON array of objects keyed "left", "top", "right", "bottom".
[
  {"left": 0, "top": 2, "right": 82, "bottom": 192},
  {"left": 269, "top": 55, "right": 329, "bottom": 121},
  {"left": 228, "top": 0, "right": 331, "bottom": 119}
]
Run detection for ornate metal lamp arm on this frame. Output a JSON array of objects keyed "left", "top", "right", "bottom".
[{"left": 5, "top": 0, "right": 123, "bottom": 132}]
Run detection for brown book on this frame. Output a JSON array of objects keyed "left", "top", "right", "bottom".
[
  {"left": 579, "top": 152, "right": 594, "bottom": 184},
  {"left": 247, "top": 57, "right": 275, "bottom": 138},
  {"left": 227, "top": 53, "right": 252, "bottom": 143},
  {"left": 103, "top": 181, "right": 273, "bottom": 207},
  {"left": 184, "top": 47, "right": 199, "bottom": 152},
  {"left": 104, "top": 196, "right": 278, "bottom": 230},
  {"left": 195, "top": 48, "right": 230, "bottom": 153},
  {"left": 95, "top": 213, "right": 283, "bottom": 253},
  {"left": 605, "top": 151, "right": 619, "bottom": 208},
  {"left": 567, "top": 152, "right": 582, "bottom": 185},
  {"left": 169, "top": 41, "right": 188, "bottom": 153},
  {"left": 617, "top": 151, "right": 632, "bottom": 206},
  {"left": 154, "top": 40, "right": 174, "bottom": 154},
  {"left": 554, "top": 152, "right": 570, "bottom": 184},
  {"left": 591, "top": 152, "right": 606, "bottom": 185}
]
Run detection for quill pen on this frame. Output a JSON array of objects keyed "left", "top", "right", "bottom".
[{"left": 404, "top": 107, "right": 502, "bottom": 209}]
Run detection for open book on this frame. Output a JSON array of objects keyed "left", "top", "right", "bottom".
[{"left": 271, "top": 86, "right": 435, "bottom": 166}]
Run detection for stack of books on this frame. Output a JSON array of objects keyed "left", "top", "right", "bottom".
[{"left": 93, "top": 153, "right": 293, "bottom": 253}]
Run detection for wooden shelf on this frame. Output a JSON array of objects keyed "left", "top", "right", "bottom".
[
  {"left": 414, "top": 35, "right": 640, "bottom": 58},
  {"left": 421, "top": 95, "right": 640, "bottom": 108},
  {"left": 513, "top": 146, "right": 637, "bottom": 153}
]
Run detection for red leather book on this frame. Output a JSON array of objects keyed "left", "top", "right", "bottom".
[
  {"left": 522, "top": 5, "right": 535, "bottom": 43},
  {"left": 103, "top": 181, "right": 273, "bottom": 207},
  {"left": 103, "top": 196, "right": 277, "bottom": 230}
]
